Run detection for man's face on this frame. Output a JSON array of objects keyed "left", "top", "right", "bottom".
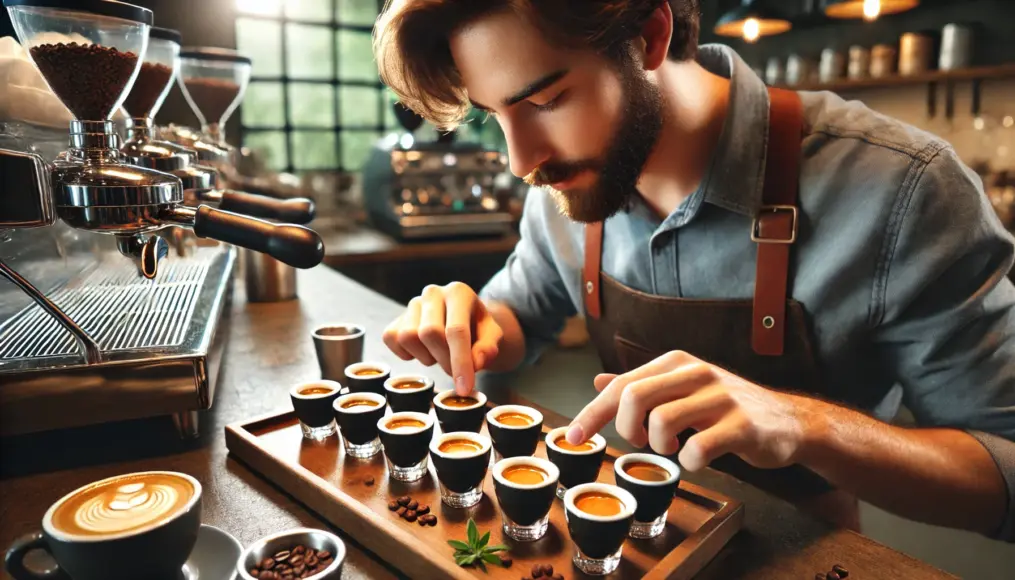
[{"left": 449, "top": 9, "right": 663, "bottom": 223}]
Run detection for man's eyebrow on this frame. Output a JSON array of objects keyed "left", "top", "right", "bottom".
[{"left": 469, "top": 69, "right": 569, "bottom": 112}]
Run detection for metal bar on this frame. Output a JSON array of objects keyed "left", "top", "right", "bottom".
[{"left": 0, "top": 258, "right": 100, "bottom": 364}]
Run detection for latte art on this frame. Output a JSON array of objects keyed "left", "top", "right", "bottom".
[{"left": 51, "top": 474, "right": 195, "bottom": 537}]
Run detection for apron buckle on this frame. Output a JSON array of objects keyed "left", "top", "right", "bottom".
[{"left": 751, "top": 205, "right": 798, "bottom": 244}]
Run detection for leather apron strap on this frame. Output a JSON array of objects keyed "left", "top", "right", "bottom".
[{"left": 583, "top": 88, "right": 804, "bottom": 356}]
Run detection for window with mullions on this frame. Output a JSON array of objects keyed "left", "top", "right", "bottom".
[{"left": 235, "top": 0, "right": 399, "bottom": 173}]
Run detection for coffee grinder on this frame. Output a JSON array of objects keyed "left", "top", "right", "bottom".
[
  {"left": 2, "top": 0, "right": 324, "bottom": 281},
  {"left": 119, "top": 27, "right": 315, "bottom": 227},
  {"left": 174, "top": 46, "right": 248, "bottom": 172}
]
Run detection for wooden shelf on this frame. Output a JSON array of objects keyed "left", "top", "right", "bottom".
[{"left": 776, "top": 63, "right": 1015, "bottom": 92}]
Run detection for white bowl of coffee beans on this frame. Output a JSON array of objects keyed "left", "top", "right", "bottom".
[{"left": 236, "top": 528, "right": 345, "bottom": 579}]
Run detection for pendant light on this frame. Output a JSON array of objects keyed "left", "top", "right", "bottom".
[
  {"left": 714, "top": 0, "right": 792, "bottom": 44},
  {"left": 823, "top": 0, "right": 920, "bottom": 21}
]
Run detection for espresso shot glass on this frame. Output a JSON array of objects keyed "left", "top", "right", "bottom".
[
  {"left": 384, "top": 374, "right": 435, "bottom": 414},
  {"left": 378, "top": 412, "right": 435, "bottom": 482},
  {"left": 544, "top": 427, "right": 607, "bottom": 499},
  {"left": 344, "top": 362, "right": 391, "bottom": 397},
  {"left": 492, "top": 456, "right": 559, "bottom": 542},
  {"left": 564, "top": 483, "right": 637, "bottom": 576},
  {"left": 614, "top": 453, "right": 681, "bottom": 539},
  {"left": 333, "top": 392, "right": 387, "bottom": 458},
  {"left": 433, "top": 389, "right": 488, "bottom": 433},
  {"left": 289, "top": 380, "right": 342, "bottom": 440},
  {"left": 486, "top": 405, "right": 544, "bottom": 460},
  {"left": 429, "top": 432, "right": 492, "bottom": 508}
]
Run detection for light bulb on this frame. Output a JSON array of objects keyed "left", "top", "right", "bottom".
[
  {"left": 743, "top": 18, "right": 760, "bottom": 43},
  {"left": 863, "top": 0, "right": 882, "bottom": 21}
]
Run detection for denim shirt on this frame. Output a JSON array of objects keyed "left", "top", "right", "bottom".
[{"left": 480, "top": 44, "right": 1015, "bottom": 541}]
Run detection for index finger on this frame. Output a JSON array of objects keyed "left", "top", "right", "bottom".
[
  {"left": 445, "top": 285, "right": 477, "bottom": 395},
  {"left": 566, "top": 351, "right": 694, "bottom": 445}
]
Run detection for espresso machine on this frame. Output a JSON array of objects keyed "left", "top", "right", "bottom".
[
  {"left": 362, "top": 102, "right": 515, "bottom": 240},
  {"left": 0, "top": 0, "right": 325, "bottom": 438}
]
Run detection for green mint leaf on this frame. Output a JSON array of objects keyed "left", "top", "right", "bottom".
[
  {"left": 447, "top": 540, "right": 471, "bottom": 552},
  {"left": 467, "top": 518, "right": 478, "bottom": 547},
  {"left": 463, "top": 554, "right": 477, "bottom": 565},
  {"left": 481, "top": 553, "right": 503, "bottom": 566},
  {"left": 478, "top": 530, "right": 490, "bottom": 549},
  {"left": 486, "top": 544, "right": 510, "bottom": 553},
  {"left": 477, "top": 559, "right": 487, "bottom": 573},
  {"left": 455, "top": 556, "right": 470, "bottom": 567}
]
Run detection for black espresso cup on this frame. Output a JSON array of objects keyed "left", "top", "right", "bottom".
[
  {"left": 544, "top": 426, "right": 607, "bottom": 499},
  {"left": 492, "top": 456, "right": 559, "bottom": 542},
  {"left": 344, "top": 362, "right": 391, "bottom": 397},
  {"left": 429, "top": 432, "right": 492, "bottom": 508},
  {"left": 333, "top": 392, "right": 387, "bottom": 458},
  {"left": 377, "top": 411, "right": 435, "bottom": 482},
  {"left": 383, "top": 374, "right": 435, "bottom": 414},
  {"left": 290, "top": 380, "right": 342, "bottom": 440},
  {"left": 564, "top": 482, "right": 637, "bottom": 576},
  {"left": 433, "top": 389, "right": 487, "bottom": 433},
  {"left": 486, "top": 405, "right": 544, "bottom": 459},
  {"left": 613, "top": 453, "right": 681, "bottom": 539},
  {"left": 5, "top": 471, "right": 202, "bottom": 580}
]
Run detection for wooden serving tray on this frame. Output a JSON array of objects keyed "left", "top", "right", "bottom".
[{"left": 226, "top": 409, "right": 744, "bottom": 580}]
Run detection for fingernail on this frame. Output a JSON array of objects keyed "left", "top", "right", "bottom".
[
  {"left": 566, "top": 424, "right": 584, "bottom": 445},
  {"left": 455, "top": 375, "right": 468, "bottom": 395}
]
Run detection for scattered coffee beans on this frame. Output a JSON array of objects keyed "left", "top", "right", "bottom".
[
  {"left": 387, "top": 501, "right": 399, "bottom": 511},
  {"left": 826, "top": 573, "right": 840, "bottom": 580},
  {"left": 122, "top": 62, "right": 172, "bottom": 118},
  {"left": 183, "top": 78, "right": 241, "bottom": 123},
  {"left": 396, "top": 506, "right": 407, "bottom": 517},
  {"left": 30, "top": 43, "right": 139, "bottom": 120},
  {"left": 249, "top": 544, "right": 334, "bottom": 579},
  {"left": 529, "top": 563, "right": 558, "bottom": 579},
  {"left": 500, "top": 555, "right": 512, "bottom": 568},
  {"left": 416, "top": 504, "right": 430, "bottom": 515},
  {"left": 390, "top": 494, "right": 438, "bottom": 527},
  {"left": 406, "top": 499, "right": 418, "bottom": 510},
  {"left": 833, "top": 564, "right": 849, "bottom": 578},
  {"left": 397, "top": 496, "right": 411, "bottom": 506}
]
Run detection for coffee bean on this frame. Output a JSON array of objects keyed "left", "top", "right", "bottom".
[
  {"left": 317, "top": 550, "right": 330, "bottom": 560},
  {"left": 122, "top": 62, "right": 172, "bottom": 118},
  {"left": 182, "top": 78, "right": 242, "bottom": 125},
  {"left": 388, "top": 501, "right": 399, "bottom": 511},
  {"left": 276, "top": 564, "right": 291, "bottom": 574},
  {"left": 543, "top": 564, "right": 554, "bottom": 576},
  {"left": 407, "top": 499, "right": 418, "bottom": 510},
  {"left": 826, "top": 573, "right": 841, "bottom": 580},
  {"left": 406, "top": 511, "right": 418, "bottom": 522},
  {"left": 833, "top": 565, "right": 849, "bottom": 578},
  {"left": 532, "top": 564, "right": 544, "bottom": 578},
  {"left": 292, "top": 545, "right": 306, "bottom": 556},
  {"left": 249, "top": 570, "right": 260, "bottom": 578},
  {"left": 292, "top": 563, "right": 305, "bottom": 575},
  {"left": 290, "top": 554, "right": 303, "bottom": 566},
  {"left": 417, "top": 504, "right": 430, "bottom": 515},
  {"left": 260, "top": 557, "right": 275, "bottom": 570},
  {"left": 397, "top": 506, "right": 407, "bottom": 517},
  {"left": 29, "top": 43, "right": 140, "bottom": 120},
  {"left": 281, "top": 574, "right": 294, "bottom": 580},
  {"left": 260, "top": 573, "right": 278, "bottom": 580},
  {"left": 397, "top": 495, "right": 411, "bottom": 506},
  {"left": 427, "top": 515, "right": 437, "bottom": 526},
  {"left": 274, "top": 550, "right": 291, "bottom": 562},
  {"left": 500, "top": 555, "right": 513, "bottom": 568},
  {"left": 365, "top": 476, "right": 375, "bottom": 486},
  {"left": 306, "top": 554, "right": 318, "bottom": 567}
]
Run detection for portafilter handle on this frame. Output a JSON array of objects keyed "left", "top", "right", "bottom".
[
  {"left": 161, "top": 206, "right": 325, "bottom": 269},
  {"left": 196, "top": 189, "right": 316, "bottom": 224}
]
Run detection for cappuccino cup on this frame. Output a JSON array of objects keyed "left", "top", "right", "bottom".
[{"left": 5, "top": 471, "right": 202, "bottom": 580}]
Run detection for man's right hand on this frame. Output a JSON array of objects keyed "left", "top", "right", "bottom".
[{"left": 383, "top": 282, "right": 505, "bottom": 395}]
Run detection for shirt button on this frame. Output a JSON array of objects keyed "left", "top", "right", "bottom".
[{"left": 585, "top": 281, "right": 594, "bottom": 294}]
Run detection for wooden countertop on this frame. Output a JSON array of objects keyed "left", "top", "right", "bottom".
[
  {"left": 0, "top": 267, "right": 954, "bottom": 579},
  {"left": 321, "top": 225, "right": 520, "bottom": 267}
]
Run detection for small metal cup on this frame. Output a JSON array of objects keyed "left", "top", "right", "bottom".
[
  {"left": 312, "top": 324, "right": 365, "bottom": 384},
  {"left": 243, "top": 248, "right": 297, "bottom": 303}
]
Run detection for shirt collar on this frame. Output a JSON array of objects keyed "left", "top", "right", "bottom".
[{"left": 694, "top": 44, "right": 771, "bottom": 217}]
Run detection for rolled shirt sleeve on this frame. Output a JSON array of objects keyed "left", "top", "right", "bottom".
[
  {"left": 873, "top": 146, "right": 1015, "bottom": 541},
  {"left": 480, "top": 189, "right": 578, "bottom": 366}
]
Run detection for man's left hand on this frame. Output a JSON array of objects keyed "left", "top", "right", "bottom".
[{"left": 566, "top": 350, "right": 823, "bottom": 472}]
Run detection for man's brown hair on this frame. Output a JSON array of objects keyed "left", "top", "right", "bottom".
[{"left": 374, "top": 0, "right": 701, "bottom": 130}]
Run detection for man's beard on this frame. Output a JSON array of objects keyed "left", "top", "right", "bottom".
[{"left": 524, "top": 64, "right": 664, "bottom": 224}]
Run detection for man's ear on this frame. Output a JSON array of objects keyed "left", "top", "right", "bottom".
[{"left": 641, "top": 1, "right": 674, "bottom": 71}]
